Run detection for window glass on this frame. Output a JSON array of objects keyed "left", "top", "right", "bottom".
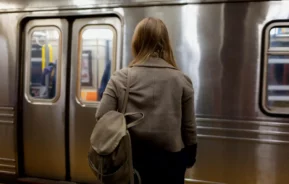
[
  {"left": 29, "top": 28, "right": 60, "bottom": 100},
  {"left": 266, "top": 55, "right": 289, "bottom": 108},
  {"left": 269, "top": 27, "right": 289, "bottom": 51},
  {"left": 79, "top": 26, "right": 114, "bottom": 102}
]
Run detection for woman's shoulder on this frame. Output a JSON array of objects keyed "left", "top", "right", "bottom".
[
  {"left": 109, "top": 68, "right": 129, "bottom": 87},
  {"left": 182, "top": 73, "right": 193, "bottom": 87},
  {"left": 172, "top": 70, "right": 193, "bottom": 88},
  {"left": 112, "top": 68, "right": 129, "bottom": 78}
]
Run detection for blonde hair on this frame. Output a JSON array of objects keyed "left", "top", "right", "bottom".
[{"left": 130, "top": 17, "right": 178, "bottom": 68}]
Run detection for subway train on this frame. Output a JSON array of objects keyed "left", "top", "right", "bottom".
[{"left": 1, "top": 0, "right": 289, "bottom": 184}]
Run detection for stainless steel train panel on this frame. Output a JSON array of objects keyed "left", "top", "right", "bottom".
[
  {"left": 189, "top": 118, "right": 289, "bottom": 184},
  {"left": 0, "top": 107, "right": 16, "bottom": 175},
  {"left": 69, "top": 16, "right": 122, "bottom": 183},
  {"left": 187, "top": 137, "right": 289, "bottom": 184},
  {"left": 0, "top": 29, "right": 11, "bottom": 106},
  {"left": 0, "top": 12, "right": 23, "bottom": 178},
  {"left": 22, "top": 19, "right": 68, "bottom": 179},
  {"left": 0, "top": 14, "right": 18, "bottom": 174},
  {"left": 0, "top": 0, "right": 272, "bottom": 12}
]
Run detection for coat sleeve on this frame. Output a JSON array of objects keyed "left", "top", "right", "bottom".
[
  {"left": 95, "top": 76, "right": 118, "bottom": 121},
  {"left": 182, "top": 75, "right": 197, "bottom": 146},
  {"left": 181, "top": 74, "right": 197, "bottom": 168}
]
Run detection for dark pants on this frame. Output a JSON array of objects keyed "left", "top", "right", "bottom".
[{"left": 132, "top": 142, "right": 187, "bottom": 184}]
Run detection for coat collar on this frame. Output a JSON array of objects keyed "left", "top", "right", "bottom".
[{"left": 132, "top": 57, "right": 177, "bottom": 70}]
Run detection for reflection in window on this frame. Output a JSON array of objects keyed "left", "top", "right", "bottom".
[
  {"left": 266, "top": 27, "right": 289, "bottom": 109},
  {"left": 79, "top": 27, "right": 114, "bottom": 102},
  {"left": 29, "top": 28, "right": 60, "bottom": 100}
]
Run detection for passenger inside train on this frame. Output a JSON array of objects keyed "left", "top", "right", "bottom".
[
  {"left": 40, "top": 62, "right": 56, "bottom": 99},
  {"left": 98, "top": 58, "right": 111, "bottom": 101}
]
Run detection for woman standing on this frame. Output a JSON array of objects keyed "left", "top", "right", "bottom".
[{"left": 95, "top": 17, "right": 197, "bottom": 184}]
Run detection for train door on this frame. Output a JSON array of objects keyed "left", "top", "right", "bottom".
[
  {"left": 21, "top": 16, "right": 121, "bottom": 182},
  {"left": 69, "top": 17, "right": 122, "bottom": 183},
  {"left": 22, "top": 19, "right": 68, "bottom": 180}
]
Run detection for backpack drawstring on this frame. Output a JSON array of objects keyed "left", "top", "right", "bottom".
[
  {"left": 134, "top": 169, "right": 141, "bottom": 184},
  {"left": 97, "top": 157, "right": 103, "bottom": 183}
]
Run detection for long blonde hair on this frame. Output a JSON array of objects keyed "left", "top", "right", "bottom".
[{"left": 130, "top": 17, "right": 178, "bottom": 68}]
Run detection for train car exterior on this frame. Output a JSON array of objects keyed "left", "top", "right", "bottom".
[{"left": 0, "top": 0, "right": 289, "bottom": 183}]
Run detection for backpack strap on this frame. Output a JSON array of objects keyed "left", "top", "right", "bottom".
[
  {"left": 121, "top": 68, "right": 130, "bottom": 114},
  {"left": 121, "top": 68, "right": 144, "bottom": 129},
  {"left": 125, "top": 112, "right": 144, "bottom": 129}
]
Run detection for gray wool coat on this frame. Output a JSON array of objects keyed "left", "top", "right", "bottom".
[{"left": 95, "top": 57, "right": 197, "bottom": 152}]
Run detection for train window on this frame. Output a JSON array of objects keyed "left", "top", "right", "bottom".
[
  {"left": 263, "top": 25, "right": 289, "bottom": 113},
  {"left": 78, "top": 26, "right": 115, "bottom": 102},
  {"left": 28, "top": 27, "right": 61, "bottom": 101}
]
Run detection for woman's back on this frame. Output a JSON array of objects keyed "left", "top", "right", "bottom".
[{"left": 103, "top": 57, "right": 196, "bottom": 152}]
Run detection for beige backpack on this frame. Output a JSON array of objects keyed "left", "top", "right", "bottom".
[{"left": 88, "top": 68, "right": 143, "bottom": 184}]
